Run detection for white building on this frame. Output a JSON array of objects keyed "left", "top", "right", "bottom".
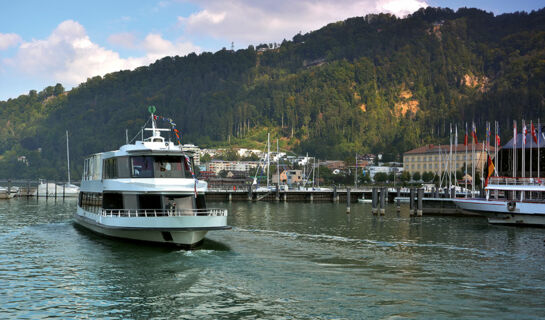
[
  {"left": 366, "top": 166, "right": 404, "bottom": 181},
  {"left": 207, "top": 160, "right": 260, "bottom": 174},
  {"left": 182, "top": 144, "right": 201, "bottom": 165}
]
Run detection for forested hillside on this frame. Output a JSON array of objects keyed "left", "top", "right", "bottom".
[{"left": 1, "top": 7, "right": 544, "bottom": 180}]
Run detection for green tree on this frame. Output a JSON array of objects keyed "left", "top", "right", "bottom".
[
  {"left": 374, "top": 172, "right": 388, "bottom": 183},
  {"left": 412, "top": 172, "right": 421, "bottom": 181}
]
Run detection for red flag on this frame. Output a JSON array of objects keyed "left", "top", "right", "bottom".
[
  {"left": 531, "top": 122, "right": 538, "bottom": 144},
  {"left": 464, "top": 123, "right": 468, "bottom": 146},
  {"left": 472, "top": 122, "right": 478, "bottom": 144},
  {"left": 485, "top": 155, "right": 495, "bottom": 187},
  {"left": 496, "top": 134, "right": 500, "bottom": 147}
]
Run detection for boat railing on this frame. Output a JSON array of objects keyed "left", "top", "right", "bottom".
[
  {"left": 101, "top": 208, "right": 228, "bottom": 218},
  {"left": 488, "top": 176, "right": 545, "bottom": 186}
]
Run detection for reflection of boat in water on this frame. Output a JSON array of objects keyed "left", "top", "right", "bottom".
[
  {"left": 74, "top": 109, "right": 230, "bottom": 247},
  {"left": 453, "top": 177, "right": 545, "bottom": 226},
  {"left": 357, "top": 198, "right": 371, "bottom": 203}
]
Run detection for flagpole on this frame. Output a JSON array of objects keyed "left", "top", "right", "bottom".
[
  {"left": 472, "top": 121, "right": 475, "bottom": 197},
  {"left": 465, "top": 122, "right": 468, "bottom": 198},
  {"left": 523, "top": 120, "right": 526, "bottom": 178},
  {"left": 449, "top": 123, "right": 452, "bottom": 188},
  {"left": 513, "top": 120, "right": 517, "bottom": 178},
  {"left": 531, "top": 120, "right": 533, "bottom": 178},
  {"left": 494, "top": 121, "right": 497, "bottom": 176},
  {"left": 481, "top": 140, "right": 484, "bottom": 191},
  {"left": 454, "top": 124, "right": 458, "bottom": 186}
]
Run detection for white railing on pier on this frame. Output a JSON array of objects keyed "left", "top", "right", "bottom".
[
  {"left": 101, "top": 208, "right": 227, "bottom": 218},
  {"left": 488, "top": 176, "right": 545, "bottom": 186}
]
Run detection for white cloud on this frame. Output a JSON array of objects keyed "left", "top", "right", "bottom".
[
  {"left": 0, "top": 33, "right": 22, "bottom": 50},
  {"left": 107, "top": 32, "right": 138, "bottom": 49},
  {"left": 10, "top": 20, "right": 200, "bottom": 88},
  {"left": 178, "top": 0, "right": 429, "bottom": 46}
]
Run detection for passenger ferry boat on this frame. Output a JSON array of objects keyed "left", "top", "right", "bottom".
[
  {"left": 453, "top": 176, "right": 545, "bottom": 226},
  {"left": 75, "top": 110, "right": 230, "bottom": 247}
]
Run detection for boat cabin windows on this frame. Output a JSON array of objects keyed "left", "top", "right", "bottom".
[
  {"left": 131, "top": 156, "right": 154, "bottom": 178},
  {"left": 154, "top": 156, "right": 185, "bottom": 178},
  {"left": 102, "top": 155, "right": 195, "bottom": 179},
  {"left": 103, "top": 157, "right": 131, "bottom": 179}
]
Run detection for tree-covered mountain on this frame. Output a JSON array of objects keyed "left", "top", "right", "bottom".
[{"left": 1, "top": 7, "right": 545, "bottom": 180}]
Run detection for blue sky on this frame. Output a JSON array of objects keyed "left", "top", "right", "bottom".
[{"left": 0, "top": 0, "right": 543, "bottom": 101}]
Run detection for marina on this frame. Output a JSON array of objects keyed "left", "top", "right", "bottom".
[{"left": 1, "top": 198, "right": 544, "bottom": 319}]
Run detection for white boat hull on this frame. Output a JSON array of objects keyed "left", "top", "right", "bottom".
[
  {"left": 74, "top": 207, "right": 229, "bottom": 247},
  {"left": 453, "top": 198, "right": 545, "bottom": 227}
]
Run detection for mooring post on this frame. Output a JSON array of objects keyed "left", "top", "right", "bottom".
[
  {"left": 63, "top": 183, "right": 66, "bottom": 198},
  {"left": 444, "top": 187, "right": 449, "bottom": 198},
  {"left": 229, "top": 192, "right": 232, "bottom": 202},
  {"left": 451, "top": 187, "right": 456, "bottom": 199},
  {"left": 276, "top": 183, "right": 280, "bottom": 201},
  {"left": 372, "top": 187, "right": 378, "bottom": 215},
  {"left": 45, "top": 181, "right": 49, "bottom": 198},
  {"left": 54, "top": 182, "right": 57, "bottom": 199},
  {"left": 333, "top": 185, "right": 337, "bottom": 203},
  {"left": 7, "top": 179, "right": 11, "bottom": 196},
  {"left": 417, "top": 188, "right": 424, "bottom": 216},
  {"left": 379, "top": 187, "right": 386, "bottom": 215},
  {"left": 346, "top": 187, "right": 351, "bottom": 213},
  {"left": 409, "top": 188, "right": 415, "bottom": 216},
  {"left": 396, "top": 187, "right": 401, "bottom": 211},
  {"left": 27, "top": 180, "right": 30, "bottom": 197},
  {"left": 283, "top": 192, "right": 287, "bottom": 202},
  {"left": 248, "top": 185, "right": 253, "bottom": 201}
]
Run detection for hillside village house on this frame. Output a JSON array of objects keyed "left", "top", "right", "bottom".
[
  {"left": 403, "top": 143, "right": 493, "bottom": 176},
  {"left": 271, "top": 170, "right": 303, "bottom": 186}
]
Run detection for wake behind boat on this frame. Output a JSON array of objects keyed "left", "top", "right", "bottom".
[{"left": 74, "top": 107, "right": 230, "bottom": 247}]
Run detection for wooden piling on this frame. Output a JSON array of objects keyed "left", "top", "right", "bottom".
[
  {"left": 409, "top": 188, "right": 415, "bottom": 216},
  {"left": 248, "top": 185, "right": 253, "bottom": 201},
  {"left": 372, "top": 188, "right": 378, "bottom": 215},
  {"left": 379, "top": 187, "right": 386, "bottom": 215},
  {"left": 346, "top": 187, "right": 351, "bottom": 213},
  {"left": 333, "top": 185, "right": 338, "bottom": 202},
  {"left": 396, "top": 187, "right": 401, "bottom": 211},
  {"left": 417, "top": 188, "right": 423, "bottom": 216}
]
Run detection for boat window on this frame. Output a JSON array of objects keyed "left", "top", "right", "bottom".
[
  {"left": 131, "top": 156, "right": 154, "bottom": 178},
  {"left": 103, "top": 193, "right": 123, "bottom": 209},
  {"left": 117, "top": 157, "right": 131, "bottom": 178},
  {"left": 138, "top": 194, "right": 162, "bottom": 209},
  {"left": 154, "top": 156, "right": 185, "bottom": 178},
  {"left": 103, "top": 158, "right": 118, "bottom": 179}
]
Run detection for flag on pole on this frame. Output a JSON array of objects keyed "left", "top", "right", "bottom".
[
  {"left": 464, "top": 122, "right": 468, "bottom": 146},
  {"left": 484, "top": 155, "right": 495, "bottom": 187},
  {"left": 531, "top": 122, "right": 538, "bottom": 144},
  {"left": 496, "top": 125, "right": 501, "bottom": 147},
  {"left": 523, "top": 123, "right": 527, "bottom": 145},
  {"left": 472, "top": 122, "right": 478, "bottom": 144}
]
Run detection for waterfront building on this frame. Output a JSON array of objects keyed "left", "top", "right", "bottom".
[
  {"left": 403, "top": 144, "right": 492, "bottom": 176},
  {"left": 182, "top": 144, "right": 201, "bottom": 165},
  {"left": 207, "top": 160, "right": 260, "bottom": 174}
]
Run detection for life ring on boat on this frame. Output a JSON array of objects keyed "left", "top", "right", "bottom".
[{"left": 507, "top": 201, "right": 516, "bottom": 212}]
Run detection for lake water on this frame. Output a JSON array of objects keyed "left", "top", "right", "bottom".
[{"left": 1, "top": 198, "right": 544, "bottom": 319}]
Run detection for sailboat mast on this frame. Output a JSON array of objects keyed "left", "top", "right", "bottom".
[
  {"left": 267, "top": 133, "right": 270, "bottom": 188},
  {"left": 66, "top": 130, "right": 71, "bottom": 184},
  {"left": 277, "top": 139, "right": 279, "bottom": 185}
]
